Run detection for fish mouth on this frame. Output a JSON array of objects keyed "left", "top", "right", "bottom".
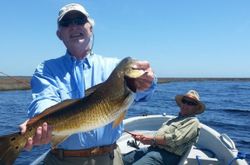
[
  {"left": 125, "top": 68, "right": 145, "bottom": 78},
  {"left": 124, "top": 69, "right": 147, "bottom": 93}
]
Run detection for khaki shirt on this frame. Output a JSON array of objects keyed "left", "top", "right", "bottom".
[{"left": 155, "top": 115, "right": 200, "bottom": 156}]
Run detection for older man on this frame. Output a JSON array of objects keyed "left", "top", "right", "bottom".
[
  {"left": 20, "top": 3, "right": 156, "bottom": 165},
  {"left": 123, "top": 90, "right": 205, "bottom": 165}
]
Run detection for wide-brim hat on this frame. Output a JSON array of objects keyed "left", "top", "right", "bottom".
[
  {"left": 57, "top": 3, "right": 95, "bottom": 26},
  {"left": 175, "top": 90, "right": 205, "bottom": 114}
]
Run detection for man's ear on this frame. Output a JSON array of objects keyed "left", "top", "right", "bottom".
[{"left": 56, "top": 30, "right": 62, "bottom": 40}]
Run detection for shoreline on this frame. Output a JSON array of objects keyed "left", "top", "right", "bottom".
[
  {"left": 1, "top": 76, "right": 250, "bottom": 91},
  {"left": 157, "top": 77, "right": 250, "bottom": 83},
  {"left": 0, "top": 76, "right": 31, "bottom": 91}
]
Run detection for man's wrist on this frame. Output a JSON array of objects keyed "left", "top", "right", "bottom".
[{"left": 151, "top": 135, "right": 157, "bottom": 146}]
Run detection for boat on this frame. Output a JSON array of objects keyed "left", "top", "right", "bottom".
[
  {"left": 119, "top": 114, "right": 248, "bottom": 165},
  {"left": 31, "top": 114, "right": 248, "bottom": 165}
]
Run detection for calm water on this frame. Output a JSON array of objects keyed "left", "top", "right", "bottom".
[{"left": 0, "top": 81, "right": 249, "bottom": 164}]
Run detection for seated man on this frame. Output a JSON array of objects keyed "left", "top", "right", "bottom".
[{"left": 123, "top": 90, "right": 205, "bottom": 165}]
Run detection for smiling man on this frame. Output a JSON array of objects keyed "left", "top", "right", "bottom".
[
  {"left": 56, "top": 5, "right": 94, "bottom": 60},
  {"left": 123, "top": 90, "right": 205, "bottom": 165},
  {"left": 19, "top": 3, "right": 156, "bottom": 165}
]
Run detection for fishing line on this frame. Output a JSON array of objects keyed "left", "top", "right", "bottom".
[{"left": 90, "top": 33, "right": 95, "bottom": 55}]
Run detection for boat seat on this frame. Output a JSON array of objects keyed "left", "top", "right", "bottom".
[
  {"left": 179, "top": 146, "right": 221, "bottom": 165},
  {"left": 178, "top": 145, "right": 194, "bottom": 165}
]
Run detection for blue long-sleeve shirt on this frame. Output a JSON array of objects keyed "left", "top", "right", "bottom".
[{"left": 28, "top": 52, "right": 156, "bottom": 150}]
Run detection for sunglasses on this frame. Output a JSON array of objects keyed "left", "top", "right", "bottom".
[
  {"left": 59, "top": 17, "right": 87, "bottom": 27},
  {"left": 181, "top": 98, "right": 198, "bottom": 106}
]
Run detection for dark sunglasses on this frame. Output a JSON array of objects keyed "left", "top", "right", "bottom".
[
  {"left": 59, "top": 17, "right": 87, "bottom": 27},
  {"left": 181, "top": 98, "right": 198, "bottom": 106}
]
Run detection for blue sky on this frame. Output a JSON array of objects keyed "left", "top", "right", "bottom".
[{"left": 0, "top": 0, "right": 249, "bottom": 77}]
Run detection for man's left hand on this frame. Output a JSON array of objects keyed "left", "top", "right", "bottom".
[{"left": 133, "top": 60, "right": 154, "bottom": 91}]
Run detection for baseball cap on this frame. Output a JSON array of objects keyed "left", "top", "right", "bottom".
[{"left": 57, "top": 3, "right": 95, "bottom": 26}]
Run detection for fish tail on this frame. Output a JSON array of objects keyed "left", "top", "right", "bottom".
[{"left": 0, "top": 132, "right": 24, "bottom": 165}]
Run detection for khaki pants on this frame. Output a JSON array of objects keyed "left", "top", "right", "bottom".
[{"left": 44, "top": 147, "right": 124, "bottom": 165}]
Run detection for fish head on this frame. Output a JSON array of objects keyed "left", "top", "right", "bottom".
[{"left": 115, "top": 57, "right": 146, "bottom": 93}]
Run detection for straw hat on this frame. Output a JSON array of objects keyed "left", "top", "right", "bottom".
[{"left": 175, "top": 90, "right": 205, "bottom": 114}]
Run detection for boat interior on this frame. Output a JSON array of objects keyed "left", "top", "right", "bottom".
[
  {"left": 118, "top": 130, "right": 221, "bottom": 165},
  {"left": 118, "top": 115, "right": 247, "bottom": 165}
]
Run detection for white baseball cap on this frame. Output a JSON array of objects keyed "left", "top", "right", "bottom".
[{"left": 57, "top": 3, "right": 95, "bottom": 26}]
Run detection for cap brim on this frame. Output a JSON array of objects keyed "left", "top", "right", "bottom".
[
  {"left": 57, "top": 10, "right": 95, "bottom": 26},
  {"left": 58, "top": 10, "right": 84, "bottom": 22}
]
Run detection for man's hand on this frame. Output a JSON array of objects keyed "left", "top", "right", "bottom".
[
  {"left": 19, "top": 120, "right": 53, "bottom": 151},
  {"left": 132, "top": 133, "right": 153, "bottom": 145},
  {"left": 133, "top": 60, "right": 154, "bottom": 91}
]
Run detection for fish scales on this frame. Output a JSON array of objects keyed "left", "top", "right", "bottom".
[{"left": 0, "top": 57, "right": 145, "bottom": 165}]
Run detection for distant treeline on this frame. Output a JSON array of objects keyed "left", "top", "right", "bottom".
[{"left": 0, "top": 76, "right": 250, "bottom": 91}]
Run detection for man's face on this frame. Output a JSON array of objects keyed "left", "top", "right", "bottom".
[
  {"left": 180, "top": 97, "right": 198, "bottom": 116},
  {"left": 57, "top": 11, "right": 92, "bottom": 55}
]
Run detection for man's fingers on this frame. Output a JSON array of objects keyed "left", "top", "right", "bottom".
[
  {"left": 39, "top": 122, "right": 53, "bottom": 144},
  {"left": 19, "top": 119, "right": 29, "bottom": 134},
  {"left": 20, "top": 119, "right": 34, "bottom": 151},
  {"left": 32, "top": 126, "right": 42, "bottom": 145},
  {"left": 41, "top": 123, "right": 48, "bottom": 144},
  {"left": 24, "top": 137, "right": 33, "bottom": 151},
  {"left": 132, "top": 61, "right": 155, "bottom": 91},
  {"left": 44, "top": 123, "right": 53, "bottom": 144},
  {"left": 135, "top": 75, "right": 154, "bottom": 91},
  {"left": 134, "top": 61, "right": 154, "bottom": 91},
  {"left": 133, "top": 61, "right": 150, "bottom": 70},
  {"left": 45, "top": 125, "right": 53, "bottom": 144},
  {"left": 20, "top": 121, "right": 52, "bottom": 151}
]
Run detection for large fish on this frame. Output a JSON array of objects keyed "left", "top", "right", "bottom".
[{"left": 0, "top": 57, "right": 146, "bottom": 165}]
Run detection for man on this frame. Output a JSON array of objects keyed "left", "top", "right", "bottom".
[
  {"left": 20, "top": 3, "right": 156, "bottom": 165},
  {"left": 123, "top": 90, "right": 205, "bottom": 165}
]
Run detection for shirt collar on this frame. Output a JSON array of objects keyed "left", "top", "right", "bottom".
[
  {"left": 178, "top": 113, "right": 196, "bottom": 118},
  {"left": 65, "top": 50, "right": 92, "bottom": 69}
]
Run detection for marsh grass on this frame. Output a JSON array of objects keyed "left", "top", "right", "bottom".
[{"left": 0, "top": 76, "right": 31, "bottom": 91}]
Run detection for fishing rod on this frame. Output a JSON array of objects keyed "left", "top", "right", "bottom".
[
  {"left": 0, "top": 71, "right": 30, "bottom": 87},
  {"left": 124, "top": 130, "right": 138, "bottom": 136},
  {"left": 124, "top": 130, "right": 141, "bottom": 149}
]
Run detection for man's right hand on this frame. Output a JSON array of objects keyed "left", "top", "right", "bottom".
[{"left": 19, "top": 120, "right": 53, "bottom": 151}]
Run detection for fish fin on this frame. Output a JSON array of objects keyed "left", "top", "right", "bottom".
[
  {"left": 51, "top": 135, "right": 69, "bottom": 149},
  {"left": 112, "top": 111, "right": 127, "bottom": 128},
  {"left": 27, "top": 99, "right": 80, "bottom": 125},
  {"left": 85, "top": 82, "right": 104, "bottom": 97},
  {"left": 0, "top": 132, "right": 24, "bottom": 165}
]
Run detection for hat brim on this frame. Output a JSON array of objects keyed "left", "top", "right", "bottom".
[
  {"left": 57, "top": 10, "right": 95, "bottom": 26},
  {"left": 175, "top": 95, "right": 205, "bottom": 114}
]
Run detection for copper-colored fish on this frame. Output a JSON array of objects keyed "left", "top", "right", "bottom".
[{"left": 0, "top": 57, "right": 145, "bottom": 165}]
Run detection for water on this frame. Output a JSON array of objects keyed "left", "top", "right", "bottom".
[{"left": 0, "top": 81, "right": 249, "bottom": 164}]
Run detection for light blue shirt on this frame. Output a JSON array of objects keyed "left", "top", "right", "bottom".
[{"left": 28, "top": 52, "right": 156, "bottom": 150}]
